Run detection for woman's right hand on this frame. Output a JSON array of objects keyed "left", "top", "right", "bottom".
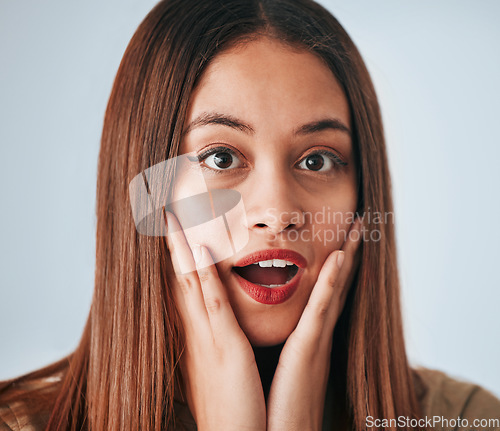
[{"left": 165, "top": 211, "right": 266, "bottom": 431}]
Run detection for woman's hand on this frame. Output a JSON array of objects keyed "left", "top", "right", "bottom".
[
  {"left": 266, "top": 218, "right": 363, "bottom": 431},
  {"left": 165, "top": 211, "right": 266, "bottom": 431}
]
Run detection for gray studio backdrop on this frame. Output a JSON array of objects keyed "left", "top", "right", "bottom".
[{"left": 1, "top": 0, "right": 499, "bottom": 396}]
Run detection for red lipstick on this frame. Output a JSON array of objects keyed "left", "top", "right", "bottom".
[{"left": 232, "top": 249, "right": 306, "bottom": 305}]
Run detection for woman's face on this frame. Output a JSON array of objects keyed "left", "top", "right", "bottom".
[{"left": 178, "top": 37, "right": 357, "bottom": 346}]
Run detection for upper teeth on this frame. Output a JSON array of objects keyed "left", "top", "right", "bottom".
[{"left": 253, "top": 259, "right": 295, "bottom": 268}]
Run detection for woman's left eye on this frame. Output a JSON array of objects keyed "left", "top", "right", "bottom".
[{"left": 297, "top": 150, "right": 347, "bottom": 172}]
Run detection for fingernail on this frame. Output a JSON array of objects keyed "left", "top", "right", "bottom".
[
  {"left": 336, "top": 251, "right": 345, "bottom": 269},
  {"left": 192, "top": 244, "right": 202, "bottom": 264}
]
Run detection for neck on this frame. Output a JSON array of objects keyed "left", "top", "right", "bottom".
[{"left": 252, "top": 341, "right": 285, "bottom": 401}]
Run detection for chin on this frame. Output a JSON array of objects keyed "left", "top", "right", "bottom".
[{"left": 238, "top": 314, "right": 299, "bottom": 347}]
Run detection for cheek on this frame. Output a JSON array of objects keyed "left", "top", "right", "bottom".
[
  {"left": 305, "top": 187, "right": 358, "bottom": 250},
  {"left": 316, "top": 218, "right": 350, "bottom": 250}
]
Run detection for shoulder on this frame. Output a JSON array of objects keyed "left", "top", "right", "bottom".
[
  {"left": 0, "top": 403, "right": 18, "bottom": 431},
  {"left": 0, "top": 374, "right": 61, "bottom": 431},
  {"left": 412, "top": 366, "right": 500, "bottom": 430},
  {"left": 0, "top": 398, "right": 51, "bottom": 431}
]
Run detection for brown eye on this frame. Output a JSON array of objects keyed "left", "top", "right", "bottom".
[
  {"left": 298, "top": 153, "right": 332, "bottom": 172},
  {"left": 304, "top": 154, "right": 324, "bottom": 171},
  {"left": 213, "top": 152, "right": 233, "bottom": 168},
  {"left": 297, "top": 150, "right": 347, "bottom": 173},
  {"left": 203, "top": 149, "right": 242, "bottom": 170}
]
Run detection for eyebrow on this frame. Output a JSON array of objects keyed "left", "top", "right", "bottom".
[
  {"left": 182, "top": 112, "right": 254, "bottom": 135},
  {"left": 295, "top": 118, "right": 351, "bottom": 136},
  {"left": 182, "top": 112, "right": 351, "bottom": 137}
]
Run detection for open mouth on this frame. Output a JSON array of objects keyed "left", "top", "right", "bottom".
[
  {"left": 232, "top": 259, "right": 299, "bottom": 288},
  {"left": 232, "top": 249, "right": 306, "bottom": 304}
]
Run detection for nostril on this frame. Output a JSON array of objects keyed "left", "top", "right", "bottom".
[{"left": 254, "top": 222, "right": 297, "bottom": 234}]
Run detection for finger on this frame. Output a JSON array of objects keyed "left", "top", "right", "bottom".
[
  {"left": 193, "top": 244, "right": 244, "bottom": 341},
  {"left": 165, "top": 211, "right": 211, "bottom": 338},
  {"left": 341, "top": 217, "right": 363, "bottom": 255},
  {"left": 165, "top": 211, "right": 197, "bottom": 276},
  {"left": 289, "top": 219, "right": 363, "bottom": 350},
  {"left": 335, "top": 217, "right": 363, "bottom": 305},
  {"left": 293, "top": 250, "right": 344, "bottom": 344},
  {"left": 307, "top": 249, "right": 344, "bottom": 321}
]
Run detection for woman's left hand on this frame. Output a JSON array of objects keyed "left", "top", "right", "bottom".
[{"left": 266, "top": 218, "right": 363, "bottom": 431}]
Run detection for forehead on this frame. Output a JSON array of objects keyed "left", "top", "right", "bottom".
[{"left": 185, "top": 37, "right": 350, "bottom": 131}]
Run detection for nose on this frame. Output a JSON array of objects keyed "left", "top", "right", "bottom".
[{"left": 243, "top": 165, "right": 306, "bottom": 237}]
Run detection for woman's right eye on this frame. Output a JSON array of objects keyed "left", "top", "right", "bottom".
[{"left": 198, "top": 147, "right": 243, "bottom": 171}]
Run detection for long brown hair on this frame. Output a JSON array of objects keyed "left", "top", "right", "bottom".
[{"left": 0, "top": 0, "right": 423, "bottom": 429}]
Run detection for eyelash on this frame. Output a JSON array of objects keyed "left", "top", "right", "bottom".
[{"left": 191, "top": 145, "right": 347, "bottom": 174}]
